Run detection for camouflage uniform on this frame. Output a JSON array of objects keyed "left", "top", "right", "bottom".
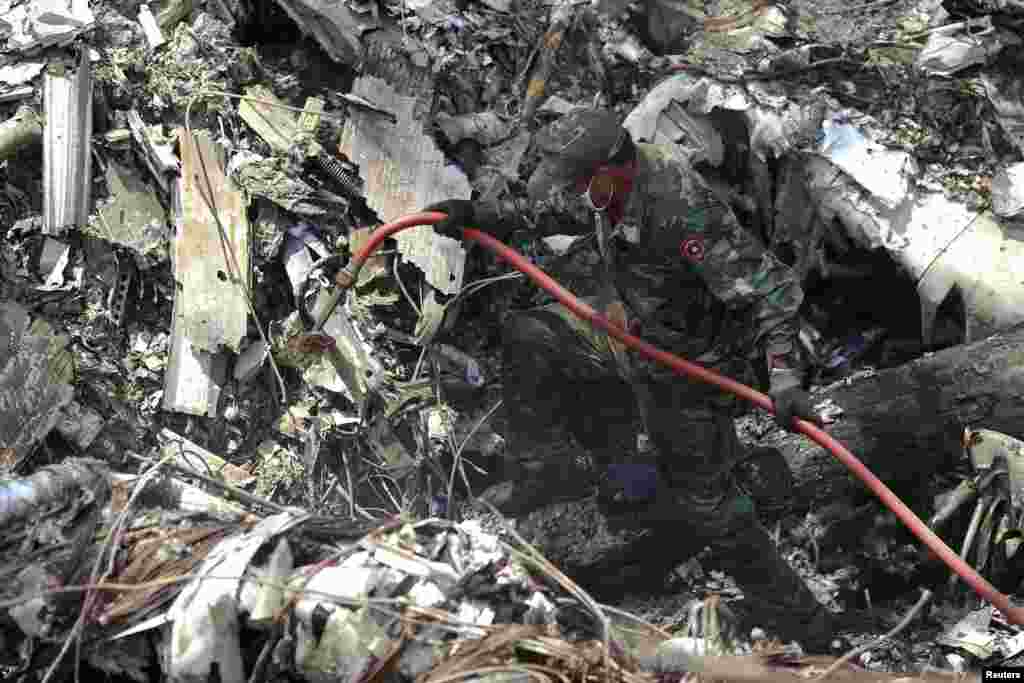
[
  {"left": 509, "top": 140, "right": 803, "bottom": 478},
  {"left": 490, "top": 111, "right": 831, "bottom": 643}
]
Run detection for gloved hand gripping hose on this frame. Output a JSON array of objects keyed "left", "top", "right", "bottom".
[{"left": 330, "top": 212, "right": 1024, "bottom": 625}]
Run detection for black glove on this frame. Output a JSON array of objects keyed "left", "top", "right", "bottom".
[
  {"left": 769, "top": 385, "right": 822, "bottom": 431},
  {"left": 423, "top": 200, "right": 477, "bottom": 240},
  {"left": 422, "top": 200, "right": 511, "bottom": 242}
]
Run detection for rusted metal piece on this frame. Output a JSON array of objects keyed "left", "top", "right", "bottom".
[
  {"left": 335, "top": 264, "right": 357, "bottom": 290},
  {"left": 173, "top": 128, "right": 250, "bottom": 352},
  {"left": 339, "top": 76, "right": 469, "bottom": 296},
  {"left": 163, "top": 128, "right": 251, "bottom": 417},
  {"left": 340, "top": 75, "right": 471, "bottom": 224},
  {"left": 287, "top": 332, "right": 337, "bottom": 354}
]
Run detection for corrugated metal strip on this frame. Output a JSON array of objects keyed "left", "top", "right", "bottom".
[{"left": 42, "top": 51, "right": 92, "bottom": 236}]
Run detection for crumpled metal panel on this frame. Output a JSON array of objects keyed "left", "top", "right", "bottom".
[
  {"left": 339, "top": 75, "right": 469, "bottom": 295},
  {"left": 95, "top": 158, "right": 170, "bottom": 264},
  {"left": 1, "top": 0, "right": 95, "bottom": 52},
  {"left": 981, "top": 69, "right": 1024, "bottom": 156},
  {"left": 0, "top": 301, "right": 75, "bottom": 465},
  {"left": 910, "top": 204, "right": 1024, "bottom": 345},
  {"left": 42, "top": 51, "right": 92, "bottom": 235},
  {"left": 270, "top": 0, "right": 363, "bottom": 65},
  {"left": 168, "top": 512, "right": 309, "bottom": 683}
]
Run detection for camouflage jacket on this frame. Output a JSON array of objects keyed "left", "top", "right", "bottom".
[{"left": 496, "top": 142, "right": 805, "bottom": 383}]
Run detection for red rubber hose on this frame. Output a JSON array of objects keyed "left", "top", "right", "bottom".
[{"left": 342, "top": 212, "right": 1024, "bottom": 625}]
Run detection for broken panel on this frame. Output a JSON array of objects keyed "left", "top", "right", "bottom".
[
  {"left": 339, "top": 75, "right": 470, "bottom": 295},
  {"left": 909, "top": 204, "right": 1024, "bottom": 344},
  {"left": 2, "top": 0, "right": 95, "bottom": 52},
  {"left": 237, "top": 84, "right": 303, "bottom": 156},
  {"left": 268, "top": 0, "right": 363, "bottom": 65},
  {"left": 172, "top": 128, "right": 250, "bottom": 353},
  {"left": 163, "top": 310, "right": 229, "bottom": 417},
  {"left": 164, "top": 130, "right": 250, "bottom": 417},
  {"left": 95, "top": 157, "right": 170, "bottom": 264},
  {"left": 127, "top": 110, "right": 180, "bottom": 195},
  {"left": 137, "top": 4, "right": 165, "bottom": 48}
]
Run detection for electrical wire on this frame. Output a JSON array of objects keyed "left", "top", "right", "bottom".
[
  {"left": 447, "top": 272, "right": 524, "bottom": 309},
  {"left": 336, "top": 211, "right": 1024, "bottom": 627},
  {"left": 411, "top": 343, "right": 430, "bottom": 382},
  {"left": 197, "top": 89, "right": 349, "bottom": 119},
  {"left": 446, "top": 399, "right": 503, "bottom": 520},
  {"left": 394, "top": 255, "right": 422, "bottom": 317}
]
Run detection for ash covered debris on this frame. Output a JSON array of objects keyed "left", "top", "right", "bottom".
[
  {"left": 0, "top": 464, "right": 681, "bottom": 683},
  {"left": 1, "top": 0, "right": 1024, "bottom": 678}
]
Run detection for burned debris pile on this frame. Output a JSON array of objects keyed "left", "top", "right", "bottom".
[{"left": 3, "top": 0, "right": 1024, "bottom": 678}]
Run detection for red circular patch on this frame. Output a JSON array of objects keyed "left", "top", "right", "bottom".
[{"left": 681, "top": 237, "right": 705, "bottom": 262}]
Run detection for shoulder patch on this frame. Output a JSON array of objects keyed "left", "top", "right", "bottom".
[{"left": 681, "top": 236, "right": 705, "bottom": 263}]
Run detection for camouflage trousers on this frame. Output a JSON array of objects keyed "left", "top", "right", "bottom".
[
  {"left": 500, "top": 294, "right": 829, "bottom": 637},
  {"left": 501, "top": 291, "right": 755, "bottom": 513}
]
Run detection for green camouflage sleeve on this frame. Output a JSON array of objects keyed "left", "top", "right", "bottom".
[
  {"left": 677, "top": 190, "right": 805, "bottom": 380},
  {"left": 492, "top": 194, "right": 593, "bottom": 237},
  {"left": 464, "top": 199, "right": 588, "bottom": 240}
]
